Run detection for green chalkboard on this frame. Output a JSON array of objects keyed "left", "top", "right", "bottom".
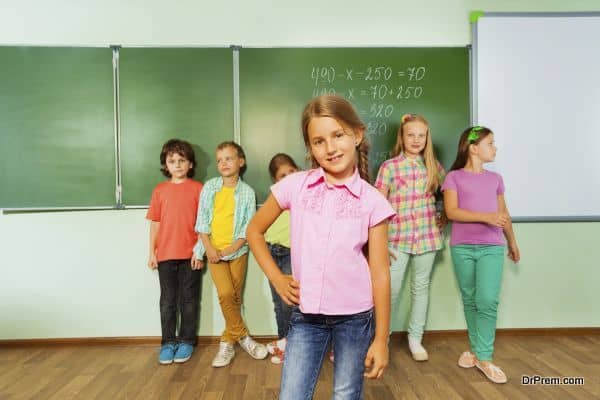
[
  {"left": 0, "top": 47, "right": 116, "bottom": 208},
  {"left": 240, "top": 48, "right": 469, "bottom": 202},
  {"left": 119, "top": 48, "right": 234, "bottom": 206}
]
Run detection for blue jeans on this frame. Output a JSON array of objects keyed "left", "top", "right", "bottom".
[
  {"left": 158, "top": 259, "right": 202, "bottom": 346},
  {"left": 267, "top": 243, "right": 293, "bottom": 338},
  {"left": 280, "top": 308, "right": 374, "bottom": 400}
]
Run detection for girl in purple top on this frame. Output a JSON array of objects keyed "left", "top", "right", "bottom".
[
  {"left": 248, "top": 95, "right": 395, "bottom": 399},
  {"left": 442, "top": 126, "right": 520, "bottom": 384}
]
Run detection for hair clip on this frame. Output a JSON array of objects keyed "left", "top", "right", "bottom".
[
  {"left": 401, "top": 114, "right": 415, "bottom": 124},
  {"left": 468, "top": 126, "right": 484, "bottom": 143}
]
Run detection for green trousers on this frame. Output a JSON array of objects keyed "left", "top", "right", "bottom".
[{"left": 451, "top": 245, "right": 505, "bottom": 361}]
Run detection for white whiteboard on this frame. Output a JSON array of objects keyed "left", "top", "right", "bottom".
[{"left": 473, "top": 13, "right": 600, "bottom": 221}]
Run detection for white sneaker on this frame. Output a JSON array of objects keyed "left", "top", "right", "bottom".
[
  {"left": 212, "top": 341, "right": 235, "bottom": 367},
  {"left": 408, "top": 337, "right": 429, "bottom": 361},
  {"left": 266, "top": 337, "right": 287, "bottom": 355},
  {"left": 238, "top": 336, "right": 268, "bottom": 360}
]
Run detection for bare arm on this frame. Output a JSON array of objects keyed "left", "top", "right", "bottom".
[
  {"left": 148, "top": 221, "right": 160, "bottom": 269},
  {"left": 246, "top": 194, "right": 299, "bottom": 305},
  {"left": 443, "top": 190, "right": 508, "bottom": 227},
  {"left": 219, "top": 238, "right": 247, "bottom": 258},
  {"left": 364, "top": 221, "right": 391, "bottom": 379},
  {"left": 498, "top": 195, "right": 520, "bottom": 262},
  {"left": 199, "top": 233, "right": 220, "bottom": 264},
  {"left": 190, "top": 237, "right": 205, "bottom": 270}
]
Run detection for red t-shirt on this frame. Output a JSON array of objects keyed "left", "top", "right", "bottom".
[{"left": 146, "top": 179, "right": 203, "bottom": 262}]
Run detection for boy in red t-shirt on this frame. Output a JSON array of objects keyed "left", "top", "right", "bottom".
[{"left": 146, "top": 139, "right": 204, "bottom": 365}]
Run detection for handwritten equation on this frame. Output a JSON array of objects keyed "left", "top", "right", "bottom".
[{"left": 309, "top": 65, "right": 428, "bottom": 144}]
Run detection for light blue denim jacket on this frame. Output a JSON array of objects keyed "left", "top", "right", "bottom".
[{"left": 193, "top": 176, "right": 256, "bottom": 261}]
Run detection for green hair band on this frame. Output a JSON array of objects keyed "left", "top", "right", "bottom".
[{"left": 468, "top": 126, "right": 484, "bottom": 143}]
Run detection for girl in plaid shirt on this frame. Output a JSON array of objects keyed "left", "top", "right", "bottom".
[{"left": 374, "top": 114, "right": 445, "bottom": 362}]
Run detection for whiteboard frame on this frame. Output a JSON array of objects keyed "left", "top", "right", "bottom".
[{"left": 471, "top": 12, "right": 600, "bottom": 222}]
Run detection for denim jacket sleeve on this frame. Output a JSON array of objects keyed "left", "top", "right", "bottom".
[
  {"left": 195, "top": 180, "right": 213, "bottom": 234},
  {"left": 193, "top": 179, "right": 216, "bottom": 259},
  {"left": 235, "top": 186, "right": 256, "bottom": 241}
]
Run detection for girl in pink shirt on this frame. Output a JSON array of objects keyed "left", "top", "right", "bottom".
[{"left": 248, "top": 95, "right": 395, "bottom": 399}]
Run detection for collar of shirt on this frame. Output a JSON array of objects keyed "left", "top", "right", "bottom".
[
  {"left": 211, "top": 176, "right": 243, "bottom": 193},
  {"left": 399, "top": 152, "right": 425, "bottom": 166},
  {"left": 306, "top": 167, "right": 362, "bottom": 198}
]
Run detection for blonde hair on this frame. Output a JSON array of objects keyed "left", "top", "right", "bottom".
[
  {"left": 301, "top": 95, "right": 370, "bottom": 181},
  {"left": 393, "top": 114, "right": 441, "bottom": 193},
  {"left": 216, "top": 141, "right": 247, "bottom": 176}
]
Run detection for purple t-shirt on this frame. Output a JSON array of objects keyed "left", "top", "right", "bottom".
[{"left": 441, "top": 169, "right": 505, "bottom": 246}]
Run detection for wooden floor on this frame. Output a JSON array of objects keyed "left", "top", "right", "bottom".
[{"left": 1, "top": 334, "right": 599, "bottom": 399}]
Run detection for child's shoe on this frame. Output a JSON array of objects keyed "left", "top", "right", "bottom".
[
  {"left": 267, "top": 338, "right": 286, "bottom": 364},
  {"left": 159, "top": 343, "right": 177, "bottom": 365},
  {"left": 266, "top": 337, "right": 287, "bottom": 354},
  {"left": 328, "top": 350, "right": 335, "bottom": 363},
  {"left": 212, "top": 341, "right": 235, "bottom": 367},
  {"left": 174, "top": 343, "right": 194, "bottom": 363},
  {"left": 458, "top": 351, "right": 477, "bottom": 368},
  {"left": 270, "top": 348, "right": 285, "bottom": 364},
  {"left": 238, "top": 335, "right": 268, "bottom": 360},
  {"left": 476, "top": 361, "right": 508, "bottom": 384},
  {"left": 408, "top": 337, "right": 429, "bottom": 361}
]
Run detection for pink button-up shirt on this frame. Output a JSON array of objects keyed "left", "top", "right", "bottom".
[{"left": 271, "top": 168, "right": 395, "bottom": 315}]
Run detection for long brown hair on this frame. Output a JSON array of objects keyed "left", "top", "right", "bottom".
[
  {"left": 449, "top": 126, "right": 493, "bottom": 171},
  {"left": 393, "top": 114, "right": 441, "bottom": 193},
  {"left": 301, "top": 95, "right": 370, "bottom": 181}
]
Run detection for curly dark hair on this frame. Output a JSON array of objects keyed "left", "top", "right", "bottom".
[{"left": 159, "top": 139, "right": 196, "bottom": 178}]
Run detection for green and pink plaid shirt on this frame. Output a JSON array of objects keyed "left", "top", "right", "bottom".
[{"left": 375, "top": 153, "right": 445, "bottom": 255}]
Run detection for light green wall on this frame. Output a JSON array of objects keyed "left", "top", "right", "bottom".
[
  {"left": 1, "top": 0, "right": 600, "bottom": 339},
  {"left": 0, "top": 0, "right": 598, "bottom": 47}
]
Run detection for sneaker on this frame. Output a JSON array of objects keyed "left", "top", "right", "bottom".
[
  {"left": 212, "top": 341, "right": 235, "bottom": 367},
  {"left": 328, "top": 350, "right": 334, "bottom": 363},
  {"left": 476, "top": 361, "right": 508, "bottom": 384},
  {"left": 238, "top": 336, "right": 268, "bottom": 360},
  {"left": 408, "top": 337, "right": 428, "bottom": 361},
  {"left": 174, "top": 343, "right": 194, "bottom": 363},
  {"left": 159, "top": 343, "right": 177, "bottom": 365},
  {"left": 270, "top": 347, "right": 285, "bottom": 364},
  {"left": 458, "top": 351, "right": 477, "bottom": 368},
  {"left": 267, "top": 338, "right": 286, "bottom": 364},
  {"left": 266, "top": 338, "right": 287, "bottom": 355}
]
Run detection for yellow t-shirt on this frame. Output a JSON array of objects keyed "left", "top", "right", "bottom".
[
  {"left": 265, "top": 210, "right": 290, "bottom": 248},
  {"left": 210, "top": 186, "right": 235, "bottom": 250}
]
